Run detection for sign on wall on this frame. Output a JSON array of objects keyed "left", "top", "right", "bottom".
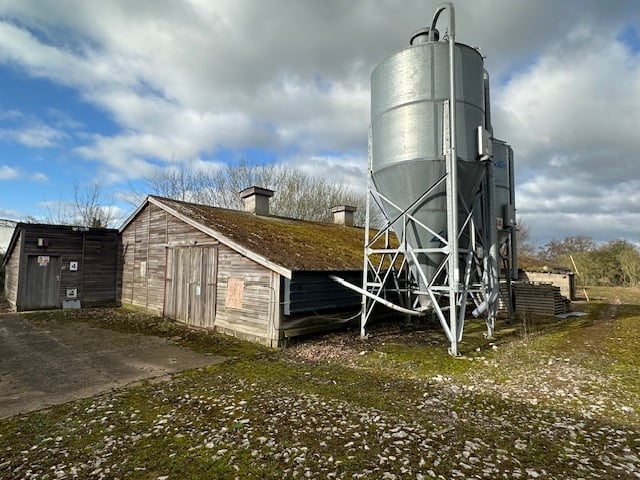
[{"left": 225, "top": 277, "right": 245, "bottom": 309}]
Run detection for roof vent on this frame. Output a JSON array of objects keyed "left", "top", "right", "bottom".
[
  {"left": 239, "top": 186, "right": 274, "bottom": 216},
  {"left": 331, "top": 205, "right": 357, "bottom": 227}
]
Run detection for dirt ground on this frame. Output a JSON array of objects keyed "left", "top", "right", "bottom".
[{"left": 0, "top": 312, "right": 226, "bottom": 418}]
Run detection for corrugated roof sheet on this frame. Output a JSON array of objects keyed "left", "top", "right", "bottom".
[{"left": 151, "top": 196, "right": 370, "bottom": 272}]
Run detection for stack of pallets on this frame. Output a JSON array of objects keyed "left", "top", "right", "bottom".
[{"left": 513, "top": 282, "right": 571, "bottom": 316}]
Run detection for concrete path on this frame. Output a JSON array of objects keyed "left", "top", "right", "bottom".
[{"left": 0, "top": 313, "right": 225, "bottom": 418}]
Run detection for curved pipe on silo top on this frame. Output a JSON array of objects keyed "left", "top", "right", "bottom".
[{"left": 370, "top": 10, "right": 486, "bottom": 303}]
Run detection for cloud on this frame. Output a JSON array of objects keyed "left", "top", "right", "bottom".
[
  {"left": 285, "top": 153, "right": 368, "bottom": 193},
  {"left": 0, "top": 165, "right": 19, "bottom": 180},
  {"left": 0, "top": 124, "right": 68, "bottom": 148},
  {"left": 0, "top": 107, "right": 71, "bottom": 148},
  {"left": 0, "top": 0, "right": 639, "bottom": 242},
  {"left": 492, "top": 17, "right": 640, "bottom": 245},
  {"left": 0, "top": 164, "right": 48, "bottom": 182}
]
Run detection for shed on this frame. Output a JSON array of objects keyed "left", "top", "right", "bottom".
[
  {"left": 119, "top": 195, "right": 367, "bottom": 347},
  {"left": 519, "top": 269, "right": 576, "bottom": 300},
  {"left": 2, "top": 223, "right": 119, "bottom": 311}
]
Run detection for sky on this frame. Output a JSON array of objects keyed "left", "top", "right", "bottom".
[{"left": 0, "top": 0, "right": 639, "bottom": 248}]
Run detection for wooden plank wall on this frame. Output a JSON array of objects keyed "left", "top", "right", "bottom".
[
  {"left": 3, "top": 230, "right": 21, "bottom": 309},
  {"left": 120, "top": 202, "right": 276, "bottom": 345},
  {"left": 81, "top": 230, "right": 119, "bottom": 305},
  {"left": 214, "top": 243, "right": 275, "bottom": 343},
  {"left": 9, "top": 226, "right": 118, "bottom": 310}
]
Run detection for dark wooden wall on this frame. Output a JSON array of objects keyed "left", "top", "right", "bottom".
[{"left": 5, "top": 225, "right": 118, "bottom": 311}]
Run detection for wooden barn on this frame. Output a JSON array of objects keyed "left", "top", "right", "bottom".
[
  {"left": 119, "top": 190, "right": 365, "bottom": 347},
  {"left": 2, "top": 223, "right": 119, "bottom": 311}
]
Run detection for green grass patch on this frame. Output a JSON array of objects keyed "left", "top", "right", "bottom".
[
  {"left": 21, "top": 306, "right": 267, "bottom": 357},
  {"left": 3, "top": 291, "right": 640, "bottom": 478}
]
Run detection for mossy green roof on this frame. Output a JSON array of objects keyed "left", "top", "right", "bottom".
[{"left": 152, "top": 196, "right": 370, "bottom": 272}]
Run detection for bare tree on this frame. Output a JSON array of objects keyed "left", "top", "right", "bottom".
[
  {"left": 42, "top": 181, "right": 118, "bottom": 227},
  {"left": 515, "top": 217, "right": 536, "bottom": 258},
  {"left": 71, "top": 182, "right": 118, "bottom": 227},
  {"left": 143, "top": 160, "right": 379, "bottom": 227},
  {"left": 145, "top": 159, "right": 214, "bottom": 202}
]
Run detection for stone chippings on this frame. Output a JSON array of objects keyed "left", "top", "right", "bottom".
[{"left": 3, "top": 367, "right": 639, "bottom": 480}]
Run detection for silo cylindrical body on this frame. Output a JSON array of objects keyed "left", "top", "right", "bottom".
[
  {"left": 371, "top": 37, "right": 486, "bottom": 290},
  {"left": 492, "top": 138, "right": 515, "bottom": 237}
]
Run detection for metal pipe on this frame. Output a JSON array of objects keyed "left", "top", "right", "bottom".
[
  {"left": 330, "top": 275, "right": 423, "bottom": 317},
  {"left": 360, "top": 126, "right": 374, "bottom": 337},
  {"left": 483, "top": 70, "right": 493, "bottom": 134},
  {"left": 431, "top": 2, "right": 460, "bottom": 355},
  {"left": 508, "top": 146, "right": 518, "bottom": 280},
  {"left": 486, "top": 154, "right": 498, "bottom": 338}
]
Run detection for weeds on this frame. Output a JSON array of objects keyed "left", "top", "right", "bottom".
[{"left": 1, "top": 289, "right": 639, "bottom": 479}]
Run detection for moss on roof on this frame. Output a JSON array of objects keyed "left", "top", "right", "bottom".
[{"left": 153, "top": 196, "right": 377, "bottom": 272}]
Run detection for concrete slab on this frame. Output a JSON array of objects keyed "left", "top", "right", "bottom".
[{"left": 0, "top": 313, "right": 226, "bottom": 418}]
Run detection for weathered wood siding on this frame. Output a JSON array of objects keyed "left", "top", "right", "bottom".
[
  {"left": 120, "top": 201, "right": 277, "bottom": 345},
  {"left": 120, "top": 202, "right": 211, "bottom": 314},
  {"left": 3, "top": 229, "right": 22, "bottom": 309},
  {"left": 4, "top": 225, "right": 118, "bottom": 311},
  {"left": 213, "top": 243, "right": 275, "bottom": 344},
  {"left": 165, "top": 246, "right": 217, "bottom": 328}
]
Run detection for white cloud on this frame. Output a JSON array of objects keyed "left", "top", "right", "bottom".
[
  {"left": 492, "top": 17, "right": 640, "bottom": 246},
  {"left": 30, "top": 172, "right": 49, "bottom": 182},
  {"left": 0, "top": 165, "right": 19, "bottom": 180},
  {"left": 0, "top": 107, "right": 72, "bottom": 148},
  {"left": 286, "top": 153, "right": 368, "bottom": 193},
  {"left": 0, "top": 124, "right": 67, "bottom": 148},
  {"left": 0, "top": 164, "right": 48, "bottom": 182},
  {"left": 0, "top": 0, "right": 639, "bottom": 243}
]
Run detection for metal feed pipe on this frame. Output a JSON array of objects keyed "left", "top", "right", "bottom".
[{"left": 430, "top": 2, "right": 461, "bottom": 355}]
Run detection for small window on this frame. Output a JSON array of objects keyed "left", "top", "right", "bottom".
[{"left": 140, "top": 261, "right": 147, "bottom": 278}]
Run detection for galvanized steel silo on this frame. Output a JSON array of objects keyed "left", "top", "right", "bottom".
[
  {"left": 492, "top": 139, "right": 516, "bottom": 235},
  {"left": 370, "top": 28, "right": 486, "bottom": 292}
]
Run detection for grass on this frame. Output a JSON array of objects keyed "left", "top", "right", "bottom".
[
  {"left": 1, "top": 289, "right": 639, "bottom": 479},
  {"left": 21, "top": 306, "right": 268, "bottom": 358}
]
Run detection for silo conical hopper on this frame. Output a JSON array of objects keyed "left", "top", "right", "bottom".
[{"left": 370, "top": 28, "right": 486, "bottom": 303}]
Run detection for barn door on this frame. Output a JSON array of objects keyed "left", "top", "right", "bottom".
[
  {"left": 25, "top": 255, "right": 61, "bottom": 309},
  {"left": 165, "top": 246, "right": 217, "bottom": 328}
]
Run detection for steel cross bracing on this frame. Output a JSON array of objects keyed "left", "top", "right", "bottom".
[
  {"left": 359, "top": 146, "right": 493, "bottom": 355},
  {"left": 328, "top": 2, "right": 515, "bottom": 355}
]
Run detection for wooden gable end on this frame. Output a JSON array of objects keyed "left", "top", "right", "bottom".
[{"left": 119, "top": 200, "right": 281, "bottom": 346}]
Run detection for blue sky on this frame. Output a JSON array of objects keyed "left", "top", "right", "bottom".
[{"left": 0, "top": 0, "right": 639, "bottom": 247}]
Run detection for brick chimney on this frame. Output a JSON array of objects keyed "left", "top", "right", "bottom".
[
  {"left": 331, "top": 205, "right": 357, "bottom": 226},
  {"left": 239, "top": 186, "right": 274, "bottom": 216}
]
